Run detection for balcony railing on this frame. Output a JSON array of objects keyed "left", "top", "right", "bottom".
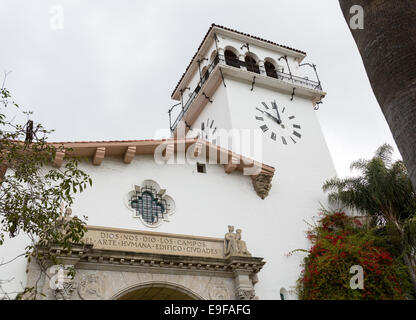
[
  {"left": 169, "top": 54, "right": 322, "bottom": 131},
  {"left": 169, "top": 54, "right": 221, "bottom": 131}
]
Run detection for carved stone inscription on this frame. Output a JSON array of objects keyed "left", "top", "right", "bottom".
[{"left": 83, "top": 226, "right": 224, "bottom": 259}]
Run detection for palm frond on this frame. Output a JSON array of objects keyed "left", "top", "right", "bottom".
[
  {"left": 350, "top": 159, "right": 368, "bottom": 172},
  {"left": 375, "top": 143, "right": 393, "bottom": 165}
]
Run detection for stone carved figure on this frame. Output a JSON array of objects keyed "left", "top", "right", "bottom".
[
  {"left": 224, "top": 225, "right": 238, "bottom": 257},
  {"left": 64, "top": 207, "right": 72, "bottom": 220},
  {"left": 57, "top": 204, "right": 75, "bottom": 234},
  {"left": 235, "top": 229, "right": 251, "bottom": 257},
  {"left": 224, "top": 226, "right": 251, "bottom": 257}
]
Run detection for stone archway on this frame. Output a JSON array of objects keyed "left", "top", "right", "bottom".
[
  {"left": 112, "top": 281, "right": 203, "bottom": 300},
  {"left": 25, "top": 226, "right": 265, "bottom": 300}
]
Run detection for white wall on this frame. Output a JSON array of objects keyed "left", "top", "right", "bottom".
[
  {"left": 0, "top": 143, "right": 336, "bottom": 300},
  {"left": 190, "top": 75, "right": 337, "bottom": 299},
  {"left": 69, "top": 153, "right": 335, "bottom": 300},
  {"left": 187, "top": 82, "right": 232, "bottom": 142},
  {"left": 0, "top": 233, "right": 30, "bottom": 298}
]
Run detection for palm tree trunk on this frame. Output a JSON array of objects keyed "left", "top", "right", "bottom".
[{"left": 338, "top": 0, "right": 416, "bottom": 189}]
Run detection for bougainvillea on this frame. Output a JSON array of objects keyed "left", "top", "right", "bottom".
[{"left": 296, "top": 211, "right": 413, "bottom": 300}]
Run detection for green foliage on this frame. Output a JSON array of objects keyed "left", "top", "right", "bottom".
[
  {"left": 323, "top": 144, "right": 416, "bottom": 226},
  {"left": 297, "top": 211, "right": 413, "bottom": 300},
  {"left": 322, "top": 144, "right": 416, "bottom": 290},
  {"left": 0, "top": 78, "right": 92, "bottom": 298}
]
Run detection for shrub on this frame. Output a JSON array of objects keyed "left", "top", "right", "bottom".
[{"left": 296, "top": 211, "right": 413, "bottom": 300}]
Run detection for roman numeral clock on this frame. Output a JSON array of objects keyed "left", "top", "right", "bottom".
[{"left": 255, "top": 100, "right": 302, "bottom": 145}]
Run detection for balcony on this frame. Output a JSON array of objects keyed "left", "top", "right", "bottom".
[{"left": 169, "top": 54, "right": 323, "bottom": 132}]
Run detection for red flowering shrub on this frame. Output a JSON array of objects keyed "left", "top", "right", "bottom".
[{"left": 296, "top": 211, "right": 412, "bottom": 300}]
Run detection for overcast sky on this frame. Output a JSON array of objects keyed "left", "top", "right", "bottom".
[{"left": 0, "top": 0, "right": 400, "bottom": 177}]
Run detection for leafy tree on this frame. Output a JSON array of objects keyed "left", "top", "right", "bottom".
[
  {"left": 0, "top": 75, "right": 92, "bottom": 299},
  {"left": 296, "top": 211, "right": 413, "bottom": 300},
  {"left": 323, "top": 144, "right": 416, "bottom": 291}
]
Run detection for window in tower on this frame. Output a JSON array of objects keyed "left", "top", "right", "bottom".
[
  {"left": 224, "top": 49, "right": 240, "bottom": 68},
  {"left": 265, "top": 60, "right": 278, "bottom": 79},
  {"left": 245, "top": 55, "right": 260, "bottom": 74}
]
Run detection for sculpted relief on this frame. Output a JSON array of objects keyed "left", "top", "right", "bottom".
[
  {"left": 29, "top": 222, "right": 262, "bottom": 300},
  {"left": 78, "top": 274, "right": 105, "bottom": 300},
  {"left": 224, "top": 226, "right": 252, "bottom": 257},
  {"left": 208, "top": 282, "right": 231, "bottom": 300}
]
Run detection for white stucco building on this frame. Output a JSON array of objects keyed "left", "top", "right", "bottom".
[{"left": 0, "top": 24, "right": 336, "bottom": 300}]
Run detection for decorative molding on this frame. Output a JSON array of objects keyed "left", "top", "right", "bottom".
[
  {"left": 78, "top": 274, "right": 105, "bottom": 300},
  {"left": 236, "top": 288, "right": 257, "bottom": 300},
  {"left": 123, "top": 146, "right": 136, "bottom": 164},
  {"left": 39, "top": 244, "right": 265, "bottom": 277},
  {"left": 30, "top": 225, "right": 266, "bottom": 300},
  {"left": 51, "top": 265, "right": 77, "bottom": 300},
  {"left": 209, "top": 282, "right": 231, "bottom": 300},
  {"left": 93, "top": 147, "right": 106, "bottom": 166},
  {"left": 251, "top": 174, "right": 273, "bottom": 199},
  {"left": 54, "top": 280, "right": 77, "bottom": 300}
]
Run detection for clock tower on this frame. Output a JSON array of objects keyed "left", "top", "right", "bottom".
[{"left": 169, "top": 24, "right": 337, "bottom": 299}]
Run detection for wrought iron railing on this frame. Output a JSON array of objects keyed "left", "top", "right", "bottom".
[
  {"left": 169, "top": 54, "right": 221, "bottom": 131},
  {"left": 274, "top": 71, "right": 322, "bottom": 91},
  {"left": 169, "top": 54, "right": 322, "bottom": 131}
]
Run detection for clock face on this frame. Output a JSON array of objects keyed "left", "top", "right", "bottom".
[
  {"left": 196, "top": 118, "right": 217, "bottom": 144},
  {"left": 255, "top": 100, "right": 302, "bottom": 145}
]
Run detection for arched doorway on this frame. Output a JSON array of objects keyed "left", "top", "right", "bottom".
[{"left": 112, "top": 282, "right": 203, "bottom": 300}]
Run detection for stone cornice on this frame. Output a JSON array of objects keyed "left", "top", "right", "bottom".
[{"left": 39, "top": 244, "right": 265, "bottom": 277}]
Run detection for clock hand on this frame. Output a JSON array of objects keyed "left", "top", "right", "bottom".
[
  {"left": 275, "top": 106, "right": 281, "bottom": 123},
  {"left": 272, "top": 101, "right": 282, "bottom": 123},
  {"left": 264, "top": 110, "right": 282, "bottom": 124},
  {"left": 257, "top": 107, "right": 281, "bottom": 124}
]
